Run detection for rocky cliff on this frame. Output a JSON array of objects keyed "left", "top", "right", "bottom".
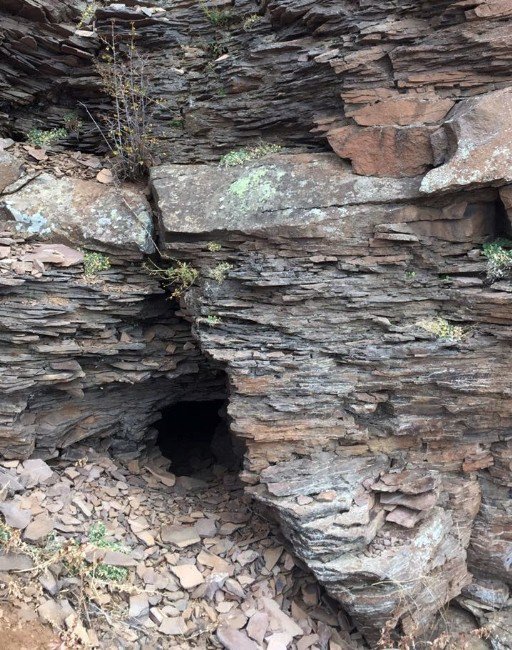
[{"left": 1, "top": 0, "right": 512, "bottom": 646}]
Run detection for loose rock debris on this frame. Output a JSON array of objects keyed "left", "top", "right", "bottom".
[{"left": 0, "top": 448, "right": 362, "bottom": 649}]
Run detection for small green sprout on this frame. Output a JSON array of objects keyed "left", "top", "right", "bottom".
[
  {"left": 63, "top": 112, "right": 84, "bottom": 133},
  {"left": 210, "top": 262, "right": 233, "bottom": 283},
  {"left": 204, "top": 315, "right": 222, "bottom": 326},
  {"left": 200, "top": 1, "right": 234, "bottom": 27},
  {"left": 243, "top": 14, "right": 262, "bottom": 30},
  {"left": 88, "top": 522, "right": 129, "bottom": 583},
  {"left": 207, "top": 241, "right": 222, "bottom": 252}
]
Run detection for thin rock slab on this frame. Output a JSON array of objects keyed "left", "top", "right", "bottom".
[{"left": 216, "top": 625, "right": 259, "bottom": 650}]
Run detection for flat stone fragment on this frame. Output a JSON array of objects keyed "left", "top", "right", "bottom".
[
  {"left": 216, "top": 626, "right": 259, "bottom": 650},
  {"left": 0, "top": 552, "right": 33, "bottom": 571},
  {"left": 262, "top": 598, "right": 303, "bottom": 637},
  {"left": 129, "top": 594, "right": 150, "bottom": 618},
  {"left": 267, "top": 632, "right": 294, "bottom": 650},
  {"left": 159, "top": 615, "right": 187, "bottom": 635},
  {"left": 194, "top": 517, "right": 217, "bottom": 537},
  {"left": 24, "top": 514, "right": 54, "bottom": 542},
  {"left": 19, "top": 459, "right": 53, "bottom": 489},
  {"left": 0, "top": 501, "right": 32, "bottom": 529},
  {"left": 0, "top": 468, "right": 24, "bottom": 495},
  {"left": 170, "top": 564, "right": 205, "bottom": 589},
  {"left": 247, "top": 611, "right": 270, "bottom": 645},
  {"left": 161, "top": 524, "right": 201, "bottom": 548}
]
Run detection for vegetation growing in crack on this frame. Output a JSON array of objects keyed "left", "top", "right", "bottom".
[
  {"left": 83, "top": 251, "right": 111, "bottom": 277},
  {"left": 144, "top": 259, "right": 199, "bottom": 298},
  {"left": 243, "top": 14, "right": 263, "bottom": 31},
  {"left": 203, "top": 314, "right": 222, "bottom": 326},
  {"left": 63, "top": 112, "right": 84, "bottom": 135},
  {"left": 482, "top": 240, "right": 512, "bottom": 282},
  {"left": 220, "top": 143, "right": 282, "bottom": 167},
  {"left": 210, "top": 262, "right": 233, "bottom": 283},
  {"left": 207, "top": 241, "right": 222, "bottom": 252},
  {"left": 82, "top": 23, "right": 160, "bottom": 180},
  {"left": 26, "top": 128, "right": 68, "bottom": 148},
  {"left": 200, "top": 1, "right": 234, "bottom": 28},
  {"left": 418, "top": 317, "right": 466, "bottom": 341},
  {"left": 77, "top": 2, "right": 98, "bottom": 29}
]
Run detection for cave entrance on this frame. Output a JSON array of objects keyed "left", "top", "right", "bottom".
[{"left": 156, "top": 399, "right": 239, "bottom": 476}]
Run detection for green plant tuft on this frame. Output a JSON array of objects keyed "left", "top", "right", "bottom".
[
  {"left": 144, "top": 260, "right": 199, "bottom": 298},
  {"left": 204, "top": 314, "right": 222, "bottom": 326},
  {"left": 419, "top": 317, "right": 466, "bottom": 341},
  {"left": 26, "top": 128, "right": 68, "bottom": 148},
  {"left": 63, "top": 112, "right": 84, "bottom": 133},
  {"left": 243, "top": 14, "right": 262, "bottom": 30},
  {"left": 220, "top": 143, "right": 282, "bottom": 167},
  {"left": 83, "top": 251, "right": 111, "bottom": 277},
  {"left": 482, "top": 240, "right": 512, "bottom": 282},
  {"left": 210, "top": 262, "right": 233, "bottom": 283},
  {"left": 207, "top": 241, "right": 222, "bottom": 252},
  {"left": 200, "top": 1, "right": 234, "bottom": 27}
]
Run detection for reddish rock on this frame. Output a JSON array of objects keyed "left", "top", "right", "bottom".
[
  {"left": 351, "top": 96, "right": 454, "bottom": 127},
  {"left": 327, "top": 125, "right": 435, "bottom": 177},
  {"left": 421, "top": 88, "right": 512, "bottom": 194}
]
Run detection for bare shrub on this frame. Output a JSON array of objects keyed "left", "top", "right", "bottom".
[{"left": 83, "top": 22, "right": 157, "bottom": 180}]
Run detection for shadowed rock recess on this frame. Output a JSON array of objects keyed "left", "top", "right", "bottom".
[{"left": 2, "top": 0, "right": 512, "bottom": 646}]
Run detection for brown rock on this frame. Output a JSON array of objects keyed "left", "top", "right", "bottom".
[
  {"left": 217, "top": 626, "right": 259, "bottom": 650},
  {"left": 421, "top": 88, "right": 512, "bottom": 194},
  {"left": 327, "top": 125, "right": 434, "bottom": 177},
  {"left": 0, "top": 149, "right": 22, "bottom": 192},
  {"left": 170, "top": 564, "right": 204, "bottom": 589},
  {"left": 161, "top": 524, "right": 200, "bottom": 548},
  {"left": 24, "top": 514, "right": 54, "bottom": 542},
  {"left": 0, "top": 502, "right": 32, "bottom": 529},
  {"left": 351, "top": 96, "right": 454, "bottom": 127}
]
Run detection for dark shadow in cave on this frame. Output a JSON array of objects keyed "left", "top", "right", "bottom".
[{"left": 156, "top": 399, "right": 240, "bottom": 476}]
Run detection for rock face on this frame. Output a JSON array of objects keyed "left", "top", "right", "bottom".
[
  {"left": 2, "top": 0, "right": 512, "bottom": 168},
  {"left": 152, "top": 152, "right": 511, "bottom": 643},
  {"left": 2, "top": 0, "right": 512, "bottom": 646},
  {"left": 0, "top": 162, "right": 225, "bottom": 459}
]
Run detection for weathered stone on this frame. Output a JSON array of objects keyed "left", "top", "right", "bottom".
[
  {"left": 327, "top": 125, "right": 435, "bottom": 177},
  {"left": 0, "top": 501, "right": 32, "bottom": 529},
  {"left": 24, "top": 514, "right": 54, "bottom": 541},
  {"left": 170, "top": 564, "right": 205, "bottom": 589},
  {"left": 0, "top": 150, "right": 22, "bottom": 192},
  {"left": 421, "top": 89, "right": 512, "bottom": 194},
  {"left": 351, "top": 96, "right": 455, "bottom": 127},
  {"left": 129, "top": 594, "right": 150, "bottom": 619},
  {"left": 217, "top": 626, "right": 259, "bottom": 650},
  {"left": 19, "top": 459, "right": 53, "bottom": 488},
  {"left": 161, "top": 524, "right": 201, "bottom": 548},
  {"left": 1, "top": 173, "right": 154, "bottom": 255}
]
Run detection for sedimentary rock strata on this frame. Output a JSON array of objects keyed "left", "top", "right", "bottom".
[
  {"left": 1, "top": 0, "right": 512, "bottom": 646},
  {"left": 152, "top": 151, "right": 512, "bottom": 642}
]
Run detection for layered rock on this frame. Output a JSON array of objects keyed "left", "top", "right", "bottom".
[
  {"left": 0, "top": 155, "right": 225, "bottom": 459},
  {"left": 3, "top": 0, "right": 512, "bottom": 167},
  {"left": 152, "top": 151, "right": 512, "bottom": 642}
]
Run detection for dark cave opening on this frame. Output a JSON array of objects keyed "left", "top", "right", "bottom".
[{"left": 156, "top": 399, "right": 240, "bottom": 476}]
